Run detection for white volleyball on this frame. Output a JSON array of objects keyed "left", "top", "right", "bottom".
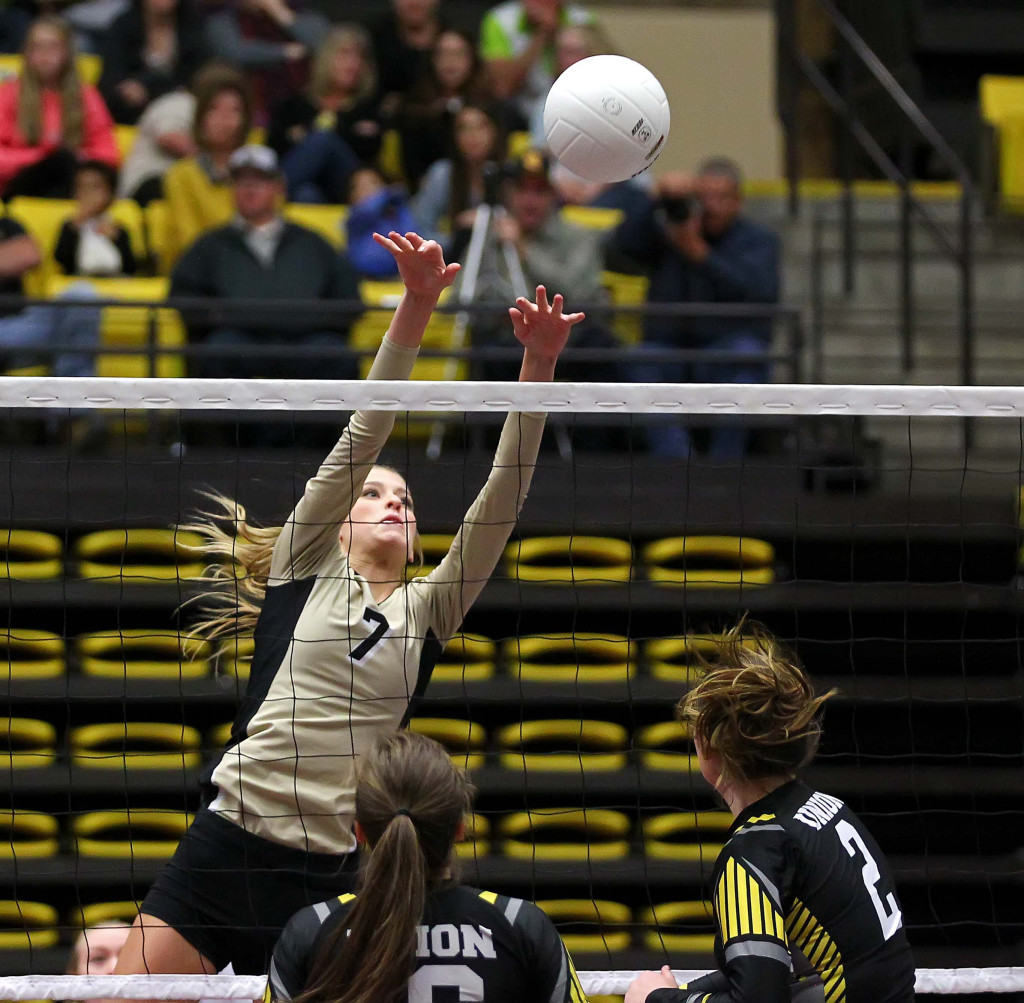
[{"left": 542, "top": 55, "right": 671, "bottom": 184}]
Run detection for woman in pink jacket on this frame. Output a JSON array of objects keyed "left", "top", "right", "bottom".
[{"left": 0, "top": 15, "right": 119, "bottom": 198}]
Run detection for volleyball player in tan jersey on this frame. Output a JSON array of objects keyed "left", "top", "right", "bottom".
[{"left": 113, "top": 231, "right": 585, "bottom": 982}]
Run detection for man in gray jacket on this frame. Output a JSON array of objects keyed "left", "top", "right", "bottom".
[{"left": 170, "top": 144, "right": 361, "bottom": 381}]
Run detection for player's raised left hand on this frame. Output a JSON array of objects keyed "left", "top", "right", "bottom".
[
  {"left": 373, "top": 231, "right": 461, "bottom": 299},
  {"left": 508, "top": 285, "right": 584, "bottom": 364}
]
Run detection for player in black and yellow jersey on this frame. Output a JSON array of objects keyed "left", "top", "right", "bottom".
[
  {"left": 627, "top": 623, "right": 915, "bottom": 1003},
  {"left": 268, "top": 730, "right": 588, "bottom": 1003}
]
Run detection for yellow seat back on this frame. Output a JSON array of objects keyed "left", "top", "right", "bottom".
[
  {"left": 980, "top": 75, "right": 1024, "bottom": 125},
  {"left": 0, "top": 54, "right": 101, "bottom": 85},
  {"left": 283, "top": 203, "right": 348, "bottom": 249}
]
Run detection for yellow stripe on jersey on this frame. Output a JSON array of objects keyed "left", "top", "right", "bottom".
[
  {"left": 567, "top": 952, "right": 588, "bottom": 1003},
  {"left": 262, "top": 986, "right": 272, "bottom": 1003},
  {"left": 716, "top": 856, "right": 786, "bottom": 945},
  {"left": 479, "top": 890, "right": 499, "bottom": 905},
  {"left": 337, "top": 893, "right": 356, "bottom": 905},
  {"left": 746, "top": 813, "right": 777, "bottom": 824},
  {"left": 786, "top": 897, "right": 846, "bottom": 1003}
]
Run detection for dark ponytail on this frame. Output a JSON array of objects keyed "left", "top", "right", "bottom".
[{"left": 297, "top": 731, "right": 473, "bottom": 1003}]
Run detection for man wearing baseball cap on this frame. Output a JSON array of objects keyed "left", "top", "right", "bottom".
[{"left": 170, "top": 144, "right": 361, "bottom": 385}]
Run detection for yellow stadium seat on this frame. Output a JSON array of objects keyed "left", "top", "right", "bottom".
[
  {"left": 68, "top": 722, "right": 202, "bottom": 769},
  {"left": 432, "top": 633, "right": 495, "bottom": 684},
  {"left": 503, "top": 536, "right": 633, "bottom": 584},
  {"left": 144, "top": 200, "right": 171, "bottom": 274},
  {"left": 1, "top": 628, "right": 64, "bottom": 679},
  {"left": 74, "top": 811, "right": 192, "bottom": 858},
  {"left": 602, "top": 270, "right": 649, "bottom": 346},
  {"left": 114, "top": 125, "right": 137, "bottom": 161},
  {"left": 645, "top": 633, "right": 760, "bottom": 684},
  {"left": 454, "top": 812, "right": 490, "bottom": 859},
  {"left": 634, "top": 721, "right": 698, "bottom": 773},
  {"left": 642, "top": 812, "right": 732, "bottom": 862},
  {"left": 45, "top": 275, "right": 186, "bottom": 379},
  {"left": 208, "top": 721, "right": 232, "bottom": 751},
  {"left": 639, "top": 901, "right": 716, "bottom": 952},
  {"left": 283, "top": 202, "right": 348, "bottom": 249},
  {"left": 980, "top": 76, "right": 1024, "bottom": 125},
  {"left": 507, "top": 131, "right": 532, "bottom": 160},
  {"left": 979, "top": 76, "right": 1024, "bottom": 211},
  {"left": 499, "top": 808, "right": 631, "bottom": 862},
  {"left": 76, "top": 630, "right": 211, "bottom": 680},
  {"left": 216, "top": 635, "right": 255, "bottom": 683},
  {"left": 412, "top": 533, "right": 454, "bottom": 577},
  {"left": 0, "top": 901, "right": 59, "bottom": 950},
  {"left": 0, "top": 53, "right": 102, "bottom": 84},
  {"left": 642, "top": 536, "right": 776, "bottom": 587},
  {"left": 503, "top": 633, "right": 635, "bottom": 684},
  {"left": 408, "top": 718, "right": 487, "bottom": 771},
  {"left": 72, "top": 528, "right": 206, "bottom": 582},
  {"left": 378, "top": 128, "right": 404, "bottom": 182},
  {"left": 560, "top": 206, "right": 625, "bottom": 233},
  {"left": 497, "top": 719, "right": 627, "bottom": 772},
  {"left": 0, "top": 811, "right": 59, "bottom": 859},
  {"left": 1, "top": 529, "right": 62, "bottom": 579},
  {"left": 75, "top": 901, "right": 142, "bottom": 930},
  {"left": 359, "top": 279, "right": 406, "bottom": 307},
  {"left": 0, "top": 718, "right": 57, "bottom": 768},
  {"left": 535, "top": 899, "right": 632, "bottom": 953}
]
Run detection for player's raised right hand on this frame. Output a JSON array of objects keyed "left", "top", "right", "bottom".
[{"left": 373, "top": 231, "right": 461, "bottom": 300}]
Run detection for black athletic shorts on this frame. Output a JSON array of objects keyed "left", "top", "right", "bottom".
[{"left": 141, "top": 808, "right": 360, "bottom": 974}]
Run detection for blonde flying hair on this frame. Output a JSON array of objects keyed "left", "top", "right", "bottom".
[
  {"left": 183, "top": 473, "right": 423, "bottom": 643},
  {"left": 297, "top": 731, "right": 473, "bottom": 1003},
  {"left": 677, "top": 620, "right": 836, "bottom": 787},
  {"left": 19, "top": 16, "right": 83, "bottom": 148},
  {"left": 309, "top": 25, "right": 377, "bottom": 106}
]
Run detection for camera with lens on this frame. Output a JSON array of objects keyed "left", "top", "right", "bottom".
[{"left": 657, "top": 195, "right": 700, "bottom": 224}]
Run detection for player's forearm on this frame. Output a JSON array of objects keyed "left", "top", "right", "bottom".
[
  {"left": 385, "top": 290, "right": 441, "bottom": 349},
  {"left": 519, "top": 348, "right": 558, "bottom": 382}
]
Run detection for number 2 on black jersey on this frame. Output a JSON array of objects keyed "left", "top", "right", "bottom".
[
  {"left": 836, "top": 819, "right": 903, "bottom": 940},
  {"left": 351, "top": 608, "right": 390, "bottom": 660}
]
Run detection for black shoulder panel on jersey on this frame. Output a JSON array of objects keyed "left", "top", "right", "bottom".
[{"left": 268, "top": 894, "right": 354, "bottom": 1002}]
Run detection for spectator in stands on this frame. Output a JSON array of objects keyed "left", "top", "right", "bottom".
[
  {"left": 396, "top": 28, "right": 520, "bottom": 190},
  {"left": 162, "top": 65, "right": 251, "bottom": 263},
  {"left": 99, "top": 0, "right": 206, "bottom": 125},
  {"left": 480, "top": 0, "right": 595, "bottom": 124},
  {"left": 470, "top": 149, "right": 619, "bottom": 395},
  {"left": 550, "top": 161, "right": 650, "bottom": 218},
  {"left": 411, "top": 101, "right": 506, "bottom": 259},
  {"left": 0, "top": 15, "right": 119, "bottom": 198},
  {"left": 528, "top": 20, "right": 607, "bottom": 145},
  {"left": 345, "top": 167, "right": 417, "bottom": 279},
  {"left": 267, "top": 25, "right": 381, "bottom": 204},
  {"left": 611, "top": 158, "right": 781, "bottom": 460},
  {"left": 204, "top": 0, "right": 327, "bottom": 121},
  {"left": 0, "top": 4, "right": 31, "bottom": 55},
  {"left": 55, "top": 160, "right": 137, "bottom": 276},
  {"left": 369, "top": 0, "right": 444, "bottom": 115},
  {"left": 170, "top": 144, "right": 360, "bottom": 383},
  {"left": 0, "top": 214, "right": 101, "bottom": 377}
]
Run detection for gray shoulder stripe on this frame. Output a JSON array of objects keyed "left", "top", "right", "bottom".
[
  {"left": 313, "top": 901, "right": 331, "bottom": 924},
  {"left": 268, "top": 958, "right": 289, "bottom": 1001},
  {"left": 732, "top": 823, "right": 786, "bottom": 838},
  {"left": 504, "top": 896, "right": 523, "bottom": 926},
  {"left": 686, "top": 994, "right": 706, "bottom": 1003},
  {"left": 724, "top": 940, "right": 793, "bottom": 969},
  {"left": 547, "top": 946, "right": 568, "bottom": 1003},
  {"left": 741, "top": 857, "right": 782, "bottom": 910}
]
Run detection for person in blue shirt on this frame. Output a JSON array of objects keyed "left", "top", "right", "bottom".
[{"left": 611, "top": 157, "right": 781, "bottom": 460}]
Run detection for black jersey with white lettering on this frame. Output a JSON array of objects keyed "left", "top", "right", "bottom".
[
  {"left": 268, "top": 884, "right": 588, "bottom": 1003},
  {"left": 650, "top": 779, "right": 914, "bottom": 1003}
]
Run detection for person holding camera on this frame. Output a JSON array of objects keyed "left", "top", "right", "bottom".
[{"left": 611, "top": 157, "right": 781, "bottom": 460}]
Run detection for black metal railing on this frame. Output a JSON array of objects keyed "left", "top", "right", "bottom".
[{"left": 776, "top": 0, "right": 977, "bottom": 386}]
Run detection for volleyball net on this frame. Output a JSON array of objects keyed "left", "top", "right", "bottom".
[{"left": 1, "top": 377, "right": 1023, "bottom": 999}]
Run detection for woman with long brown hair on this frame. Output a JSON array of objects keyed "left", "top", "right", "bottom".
[
  {"left": 627, "top": 623, "right": 915, "bottom": 1003},
  {"left": 268, "top": 24, "right": 382, "bottom": 203},
  {"left": 112, "top": 231, "right": 583, "bottom": 980},
  {"left": 270, "top": 730, "right": 588, "bottom": 1003},
  {"left": 0, "top": 15, "right": 119, "bottom": 197},
  {"left": 411, "top": 101, "right": 506, "bottom": 260}
]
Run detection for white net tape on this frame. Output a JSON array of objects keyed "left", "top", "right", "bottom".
[
  {"left": 2, "top": 377, "right": 1024, "bottom": 415},
  {"left": 0, "top": 969, "right": 1023, "bottom": 998}
]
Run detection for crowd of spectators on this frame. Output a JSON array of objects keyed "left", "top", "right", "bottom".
[{"left": 0, "top": 0, "right": 782, "bottom": 457}]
